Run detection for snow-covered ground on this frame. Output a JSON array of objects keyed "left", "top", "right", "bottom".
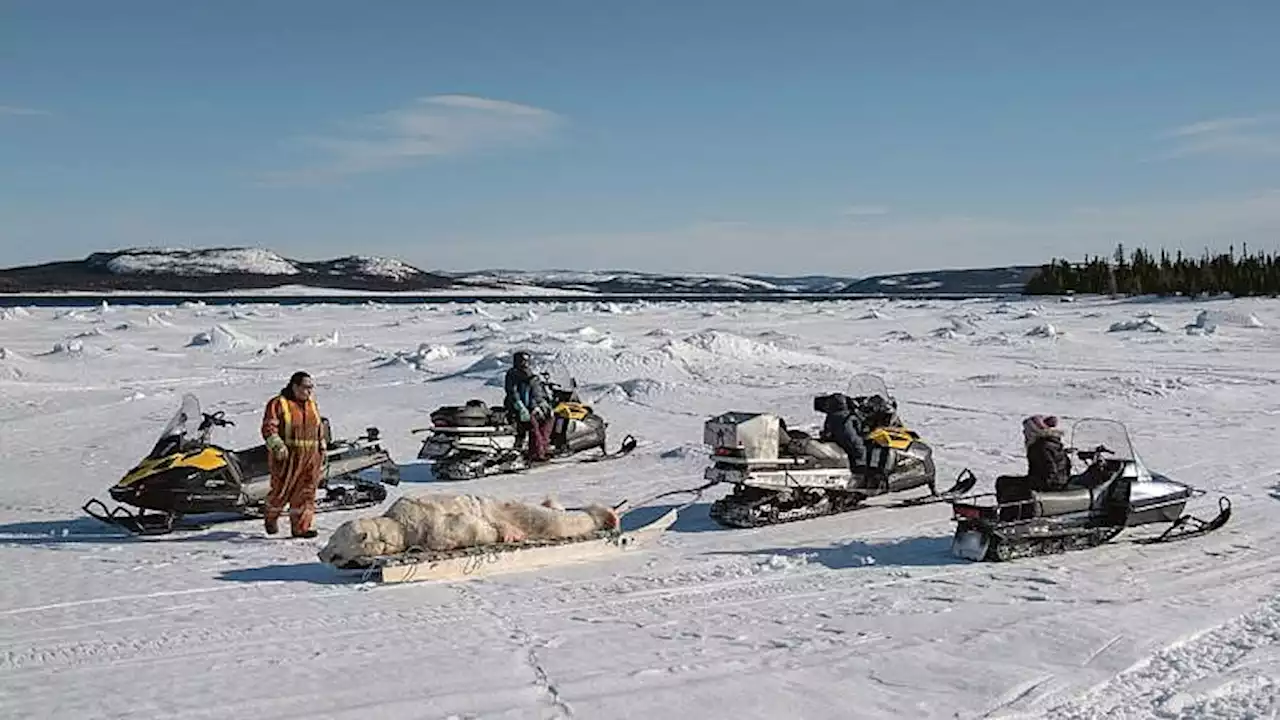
[{"left": 1, "top": 295, "right": 1278, "bottom": 719}]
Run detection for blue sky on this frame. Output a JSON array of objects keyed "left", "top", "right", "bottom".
[{"left": 4, "top": 0, "right": 1280, "bottom": 276}]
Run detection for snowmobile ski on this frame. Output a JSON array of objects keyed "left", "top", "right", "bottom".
[
  {"left": 884, "top": 468, "right": 978, "bottom": 508},
  {"left": 950, "top": 418, "right": 1232, "bottom": 562},
  {"left": 82, "top": 393, "right": 399, "bottom": 536},
  {"left": 338, "top": 505, "right": 678, "bottom": 584}
]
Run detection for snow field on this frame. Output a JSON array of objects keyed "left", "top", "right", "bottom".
[{"left": 1, "top": 294, "right": 1279, "bottom": 719}]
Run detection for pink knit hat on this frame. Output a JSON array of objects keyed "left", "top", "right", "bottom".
[{"left": 1023, "top": 414, "right": 1061, "bottom": 446}]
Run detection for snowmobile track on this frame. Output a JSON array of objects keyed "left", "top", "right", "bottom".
[{"left": 1042, "top": 591, "right": 1280, "bottom": 719}]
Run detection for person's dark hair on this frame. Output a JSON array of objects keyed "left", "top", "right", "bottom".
[{"left": 281, "top": 371, "right": 312, "bottom": 401}]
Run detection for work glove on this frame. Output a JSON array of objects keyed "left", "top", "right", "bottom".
[
  {"left": 515, "top": 402, "right": 531, "bottom": 423},
  {"left": 266, "top": 434, "right": 288, "bottom": 460},
  {"left": 532, "top": 403, "right": 549, "bottom": 421}
]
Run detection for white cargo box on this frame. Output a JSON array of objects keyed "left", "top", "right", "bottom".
[{"left": 703, "top": 412, "right": 781, "bottom": 461}]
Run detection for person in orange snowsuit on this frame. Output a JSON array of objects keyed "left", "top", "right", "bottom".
[{"left": 261, "top": 371, "right": 326, "bottom": 538}]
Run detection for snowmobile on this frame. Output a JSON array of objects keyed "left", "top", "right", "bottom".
[
  {"left": 950, "top": 418, "right": 1232, "bottom": 562},
  {"left": 703, "top": 374, "right": 975, "bottom": 528},
  {"left": 415, "top": 369, "right": 636, "bottom": 481},
  {"left": 83, "top": 393, "right": 400, "bottom": 536}
]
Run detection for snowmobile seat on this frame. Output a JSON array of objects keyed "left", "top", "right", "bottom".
[
  {"left": 1030, "top": 487, "right": 1095, "bottom": 517},
  {"left": 790, "top": 438, "right": 847, "bottom": 464},
  {"left": 430, "top": 402, "right": 495, "bottom": 428},
  {"left": 232, "top": 444, "right": 271, "bottom": 481}
]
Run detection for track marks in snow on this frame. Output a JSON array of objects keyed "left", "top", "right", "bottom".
[
  {"left": 1043, "top": 593, "right": 1280, "bottom": 719},
  {"left": 453, "top": 584, "right": 575, "bottom": 719}
]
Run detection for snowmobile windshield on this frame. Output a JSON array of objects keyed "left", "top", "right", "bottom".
[
  {"left": 541, "top": 361, "right": 580, "bottom": 402},
  {"left": 1069, "top": 418, "right": 1152, "bottom": 482},
  {"left": 150, "top": 394, "right": 202, "bottom": 459},
  {"left": 844, "top": 373, "right": 901, "bottom": 427},
  {"left": 1069, "top": 418, "right": 1135, "bottom": 461},
  {"left": 846, "top": 374, "right": 891, "bottom": 402}
]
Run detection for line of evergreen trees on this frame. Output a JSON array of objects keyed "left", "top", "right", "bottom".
[{"left": 1024, "top": 243, "right": 1280, "bottom": 297}]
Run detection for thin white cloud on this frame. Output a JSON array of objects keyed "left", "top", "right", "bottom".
[
  {"left": 1159, "top": 114, "right": 1280, "bottom": 159},
  {"left": 0, "top": 105, "right": 51, "bottom": 117},
  {"left": 264, "top": 94, "right": 562, "bottom": 185}
]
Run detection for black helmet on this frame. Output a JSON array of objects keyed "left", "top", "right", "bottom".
[{"left": 513, "top": 351, "right": 531, "bottom": 369}]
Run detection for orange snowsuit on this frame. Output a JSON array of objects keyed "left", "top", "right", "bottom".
[{"left": 261, "top": 393, "right": 326, "bottom": 534}]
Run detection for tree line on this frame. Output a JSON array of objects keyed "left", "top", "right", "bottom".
[{"left": 1024, "top": 243, "right": 1280, "bottom": 297}]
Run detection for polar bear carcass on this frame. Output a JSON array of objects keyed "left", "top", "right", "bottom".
[{"left": 317, "top": 493, "right": 621, "bottom": 567}]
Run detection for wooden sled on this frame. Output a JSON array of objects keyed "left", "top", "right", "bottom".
[{"left": 344, "top": 507, "right": 679, "bottom": 584}]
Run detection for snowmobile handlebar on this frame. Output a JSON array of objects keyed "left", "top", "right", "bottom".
[
  {"left": 1072, "top": 444, "right": 1114, "bottom": 462},
  {"left": 199, "top": 411, "right": 234, "bottom": 429}
]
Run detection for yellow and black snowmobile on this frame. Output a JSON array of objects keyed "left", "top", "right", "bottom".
[
  {"left": 83, "top": 393, "right": 399, "bottom": 535},
  {"left": 416, "top": 369, "right": 636, "bottom": 480}
]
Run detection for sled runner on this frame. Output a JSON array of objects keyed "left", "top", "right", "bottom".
[
  {"left": 336, "top": 505, "right": 679, "bottom": 584},
  {"left": 702, "top": 374, "right": 971, "bottom": 528},
  {"left": 949, "top": 418, "right": 1232, "bottom": 562},
  {"left": 83, "top": 394, "right": 399, "bottom": 536}
]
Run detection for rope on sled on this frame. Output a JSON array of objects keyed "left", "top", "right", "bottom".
[{"left": 614, "top": 478, "right": 721, "bottom": 517}]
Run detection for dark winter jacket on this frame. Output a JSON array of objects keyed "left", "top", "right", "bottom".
[
  {"left": 1026, "top": 436, "right": 1071, "bottom": 491},
  {"left": 504, "top": 367, "right": 549, "bottom": 418},
  {"left": 815, "top": 393, "right": 869, "bottom": 469}
]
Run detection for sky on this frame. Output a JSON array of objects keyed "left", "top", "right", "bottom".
[{"left": 4, "top": 0, "right": 1280, "bottom": 277}]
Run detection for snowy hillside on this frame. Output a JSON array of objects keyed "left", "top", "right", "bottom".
[
  {"left": 3, "top": 250, "right": 873, "bottom": 296},
  {"left": 0, "top": 248, "right": 459, "bottom": 293},
  {"left": 448, "top": 269, "right": 846, "bottom": 294},
  {"left": 1, "top": 294, "right": 1277, "bottom": 718}
]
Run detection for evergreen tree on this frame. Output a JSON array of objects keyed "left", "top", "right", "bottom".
[{"left": 1024, "top": 244, "right": 1280, "bottom": 297}]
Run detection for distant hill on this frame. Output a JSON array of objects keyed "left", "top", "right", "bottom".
[
  {"left": 0, "top": 247, "right": 1039, "bottom": 296},
  {"left": 0, "top": 248, "right": 458, "bottom": 293},
  {"left": 839, "top": 265, "right": 1040, "bottom": 295}
]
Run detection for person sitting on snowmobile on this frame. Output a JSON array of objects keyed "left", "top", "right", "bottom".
[
  {"left": 995, "top": 415, "right": 1072, "bottom": 520},
  {"left": 261, "top": 371, "right": 326, "bottom": 538},
  {"left": 504, "top": 351, "right": 553, "bottom": 462},
  {"left": 815, "top": 393, "right": 870, "bottom": 477}
]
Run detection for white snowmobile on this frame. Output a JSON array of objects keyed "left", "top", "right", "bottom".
[
  {"left": 415, "top": 368, "right": 636, "bottom": 481},
  {"left": 703, "top": 374, "right": 975, "bottom": 528},
  {"left": 950, "top": 418, "right": 1231, "bottom": 561}
]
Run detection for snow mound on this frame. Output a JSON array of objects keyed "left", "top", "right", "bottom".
[
  {"left": 645, "top": 328, "right": 674, "bottom": 337},
  {"left": 99, "top": 248, "right": 300, "bottom": 276},
  {"left": 187, "top": 324, "right": 262, "bottom": 352},
  {"left": 463, "top": 321, "right": 505, "bottom": 334},
  {"left": 145, "top": 313, "right": 173, "bottom": 327},
  {"left": 1, "top": 307, "right": 31, "bottom": 320},
  {"left": 673, "top": 330, "right": 827, "bottom": 365},
  {"left": 377, "top": 343, "right": 457, "bottom": 372},
  {"left": 277, "top": 330, "right": 341, "bottom": 349},
  {"left": 933, "top": 315, "right": 979, "bottom": 337},
  {"left": 1109, "top": 318, "right": 1168, "bottom": 333},
  {"left": 859, "top": 308, "right": 888, "bottom": 320},
  {"left": 1026, "top": 323, "right": 1059, "bottom": 338},
  {"left": 1188, "top": 309, "right": 1264, "bottom": 332}
]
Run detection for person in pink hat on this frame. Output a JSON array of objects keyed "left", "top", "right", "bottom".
[{"left": 996, "top": 414, "right": 1072, "bottom": 520}]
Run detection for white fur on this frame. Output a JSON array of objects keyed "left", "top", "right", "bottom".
[{"left": 318, "top": 493, "right": 620, "bottom": 566}]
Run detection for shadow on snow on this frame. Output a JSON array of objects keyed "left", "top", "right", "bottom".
[{"left": 706, "top": 535, "right": 968, "bottom": 570}]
